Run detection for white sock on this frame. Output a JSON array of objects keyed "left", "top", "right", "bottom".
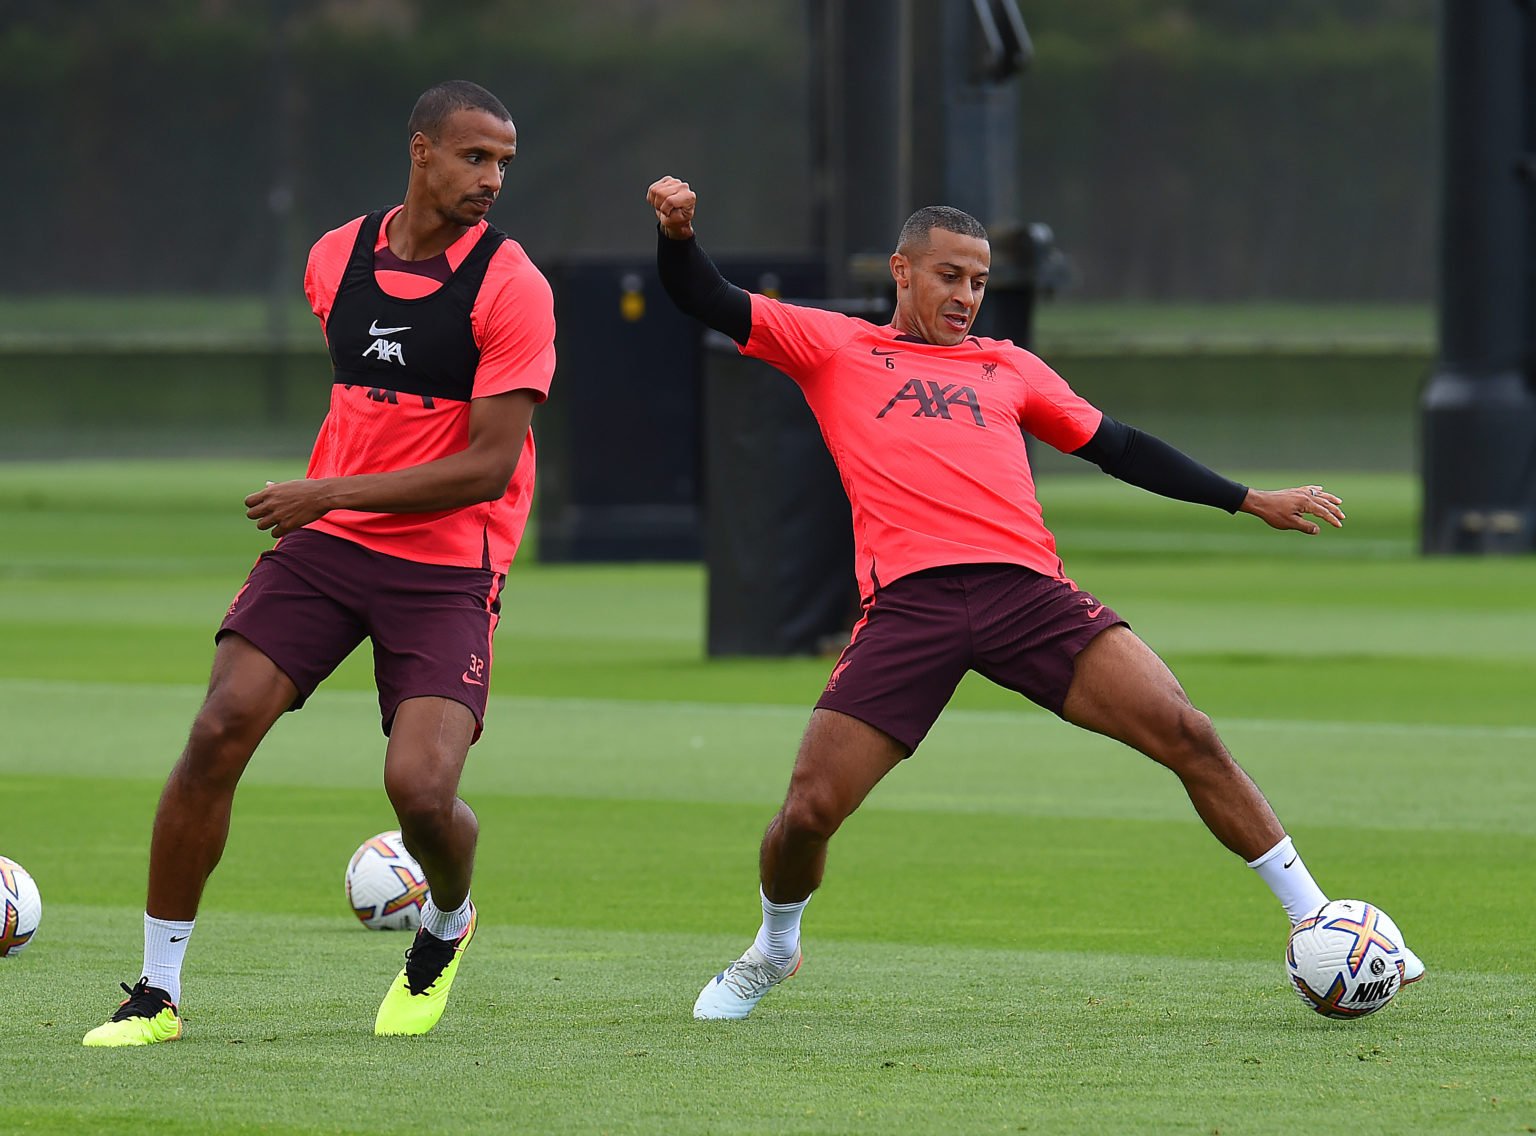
[
  {"left": 751, "top": 887, "right": 809, "bottom": 966},
  {"left": 421, "top": 894, "right": 472, "bottom": 941},
  {"left": 1247, "top": 835, "right": 1328, "bottom": 924},
  {"left": 142, "top": 914, "right": 195, "bottom": 1005}
]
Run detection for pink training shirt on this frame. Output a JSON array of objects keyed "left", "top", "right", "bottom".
[
  {"left": 742, "top": 294, "right": 1103, "bottom": 599},
  {"left": 302, "top": 207, "right": 556, "bottom": 573}
]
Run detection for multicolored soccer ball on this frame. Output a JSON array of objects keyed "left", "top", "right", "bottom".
[
  {"left": 0, "top": 856, "right": 42, "bottom": 958},
  {"left": 1286, "top": 899, "right": 1407, "bottom": 1018},
  {"left": 344, "top": 831, "right": 427, "bottom": 931}
]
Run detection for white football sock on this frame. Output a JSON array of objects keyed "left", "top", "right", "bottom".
[
  {"left": 421, "top": 893, "right": 472, "bottom": 941},
  {"left": 751, "top": 887, "right": 809, "bottom": 966},
  {"left": 1247, "top": 835, "right": 1328, "bottom": 924},
  {"left": 142, "top": 913, "right": 195, "bottom": 1005}
]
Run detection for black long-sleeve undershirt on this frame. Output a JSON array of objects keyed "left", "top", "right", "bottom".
[
  {"left": 656, "top": 228, "right": 752, "bottom": 344},
  {"left": 1073, "top": 415, "right": 1248, "bottom": 513},
  {"left": 656, "top": 227, "right": 1248, "bottom": 513}
]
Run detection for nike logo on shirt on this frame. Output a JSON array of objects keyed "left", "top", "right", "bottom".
[{"left": 368, "top": 321, "right": 412, "bottom": 336}]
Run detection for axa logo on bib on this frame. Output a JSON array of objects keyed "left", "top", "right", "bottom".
[{"left": 363, "top": 319, "right": 411, "bottom": 365}]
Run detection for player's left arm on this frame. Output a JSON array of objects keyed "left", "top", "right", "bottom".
[
  {"left": 1073, "top": 414, "right": 1345, "bottom": 535},
  {"left": 245, "top": 390, "right": 538, "bottom": 537}
]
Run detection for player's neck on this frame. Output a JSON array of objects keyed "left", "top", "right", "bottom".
[
  {"left": 386, "top": 202, "right": 471, "bottom": 262},
  {"left": 889, "top": 316, "right": 933, "bottom": 345}
]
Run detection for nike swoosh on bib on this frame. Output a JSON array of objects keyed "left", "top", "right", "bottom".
[{"left": 368, "top": 321, "right": 413, "bottom": 336}]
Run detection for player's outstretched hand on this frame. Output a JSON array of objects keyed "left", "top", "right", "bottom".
[
  {"left": 648, "top": 176, "right": 696, "bottom": 240},
  {"left": 1239, "top": 485, "right": 1345, "bottom": 535},
  {"left": 245, "top": 478, "right": 332, "bottom": 539}
]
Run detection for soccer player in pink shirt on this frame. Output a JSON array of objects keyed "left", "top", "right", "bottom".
[
  {"left": 647, "top": 175, "right": 1423, "bottom": 1020},
  {"left": 84, "top": 82, "right": 555, "bottom": 1046}
]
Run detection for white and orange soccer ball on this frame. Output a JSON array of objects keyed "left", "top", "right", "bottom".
[
  {"left": 0, "top": 855, "right": 42, "bottom": 958},
  {"left": 1286, "top": 899, "right": 1408, "bottom": 1018},
  {"left": 344, "top": 831, "right": 427, "bottom": 931}
]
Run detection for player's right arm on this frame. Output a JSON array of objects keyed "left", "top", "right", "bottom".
[
  {"left": 245, "top": 390, "right": 535, "bottom": 538},
  {"left": 648, "top": 176, "right": 752, "bottom": 345}
]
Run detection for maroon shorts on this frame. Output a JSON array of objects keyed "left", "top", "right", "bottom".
[
  {"left": 815, "top": 563, "right": 1127, "bottom": 754},
  {"left": 220, "top": 528, "right": 503, "bottom": 739}
]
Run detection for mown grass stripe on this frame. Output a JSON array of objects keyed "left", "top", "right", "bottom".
[{"left": 5, "top": 676, "right": 1535, "bottom": 740}]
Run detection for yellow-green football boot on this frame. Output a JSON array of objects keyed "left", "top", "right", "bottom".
[
  {"left": 374, "top": 903, "right": 476, "bottom": 1036},
  {"left": 83, "top": 979, "right": 182, "bottom": 1047}
]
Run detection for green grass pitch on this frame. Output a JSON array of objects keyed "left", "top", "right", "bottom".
[{"left": 0, "top": 459, "right": 1532, "bottom": 1134}]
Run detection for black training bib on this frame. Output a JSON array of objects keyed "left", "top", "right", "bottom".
[{"left": 325, "top": 209, "right": 506, "bottom": 404}]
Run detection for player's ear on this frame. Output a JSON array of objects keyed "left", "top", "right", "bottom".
[
  {"left": 409, "top": 131, "right": 431, "bottom": 167},
  {"left": 890, "top": 252, "right": 909, "bottom": 289}
]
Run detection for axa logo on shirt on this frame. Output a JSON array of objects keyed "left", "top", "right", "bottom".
[
  {"left": 362, "top": 319, "right": 412, "bottom": 365},
  {"left": 875, "top": 379, "right": 986, "bottom": 427}
]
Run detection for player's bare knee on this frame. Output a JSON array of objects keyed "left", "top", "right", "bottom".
[
  {"left": 184, "top": 703, "right": 265, "bottom": 777},
  {"left": 778, "top": 790, "right": 848, "bottom": 844},
  {"left": 383, "top": 770, "right": 458, "bottom": 833},
  {"left": 1180, "top": 704, "right": 1221, "bottom": 747},
  {"left": 1151, "top": 705, "right": 1226, "bottom": 773},
  {"left": 390, "top": 796, "right": 457, "bottom": 843},
  {"left": 384, "top": 783, "right": 443, "bottom": 828}
]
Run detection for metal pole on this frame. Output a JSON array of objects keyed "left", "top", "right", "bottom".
[
  {"left": 265, "top": 0, "right": 298, "bottom": 425},
  {"left": 1420, "top": 0, "right": 1536, "bottom": 554}
]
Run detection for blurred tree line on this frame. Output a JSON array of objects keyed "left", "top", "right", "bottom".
[
  {"left": 2, "top": 0, "right": 1434, "bottom": 301},
  {"left": 1021, "top": 0, "right": 1435, "bottom": 298}
]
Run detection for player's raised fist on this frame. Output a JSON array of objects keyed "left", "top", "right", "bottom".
[{"left": 648, "top": 176, "right": 696, "bottom": 240}]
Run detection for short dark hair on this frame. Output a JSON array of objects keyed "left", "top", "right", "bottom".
[
  {"left": 408, "top": 80, "right": 512, "bottom": 140},
  {"left": 897, "top": 206, "right": 988, "bottom": 254}
]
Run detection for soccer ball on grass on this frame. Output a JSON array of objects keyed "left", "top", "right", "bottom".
[
  {"left": 345, "top": 831, "right": 427, "bottom": 931},
  {"left": 0, "top": 855, "right": 42, "bottom": 957},
  {"left": 1286, "top": 899, "right": 1407, "bottom": 1019}
]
